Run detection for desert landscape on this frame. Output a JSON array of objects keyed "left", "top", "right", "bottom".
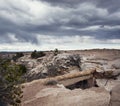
[
  {"left": 1, "top": 49, "right": 120, "bottom": 106},
  {"left": 0, "top": 0, "right": 120, "bottom": 106}
]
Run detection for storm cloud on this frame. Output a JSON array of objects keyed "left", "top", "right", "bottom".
[{"left": 0, "top": 0, "right": 120, "bottom": 51}]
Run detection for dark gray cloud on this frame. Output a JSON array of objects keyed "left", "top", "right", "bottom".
[
  {"left": 97, "top": 0, "right": 120, "bottom": 12},
  {"left": 0, "top": 0, "right": 120, "bottom": 49},
  {"left": 41, "top": 0, "right": 120, "bottom": 12}
]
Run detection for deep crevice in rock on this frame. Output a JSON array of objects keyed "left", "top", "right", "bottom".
[{"left": 65, "top": 79, "right": 98, "bottom": 90}]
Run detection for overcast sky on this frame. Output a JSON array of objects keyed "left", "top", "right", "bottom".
[{"left": 0, "top": 0, "right": 120, "bottom": 51}]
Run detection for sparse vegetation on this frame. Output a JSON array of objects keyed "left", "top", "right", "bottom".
[
  {"left": 0, "top": 58, "right": 26, "bottom": 106},
  {"left": 31, "top": 50, "right": 46, "bottom": 59},
  {"left": 54, "top": 48, "right": 59, "bottom": 56},
  {"left": 12, "top": 52, "right": 24, "bottom": 62},
  {"left": 45, "top": 80, "right": 58, "bottom": 85},
  {"left": 47, "top": 63, "right": 61, "bottom": 77},
  {"left": 68, "top": 54, "right": 82, "bottom": 70},
  {"left": 17, "top": 64, "right": 27, "bottom": 75}
]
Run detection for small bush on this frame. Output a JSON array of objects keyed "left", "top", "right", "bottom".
[
  {"left": 17, "top": 64, "right": 27, "bottom": 75},
  {"left": 54, "top": 48, "right": 59, "bottom": 56},
  {"left": 31, "top": 50, "right": 46, "bottom": 58},
  {"left": 16, "top": 52, "right": 24, "bottom": 58},
  {"left": 68, "top": 54, "right": 82, "bottom": 70},
  {"left": 47, "top": 64, "right": 61, "bottom": 77},
  {"left": 45, "top": 80, "right": 58, "bottom": 85},
  {"left": 12, "top": 52, "right": 24, "bottom": 61}
]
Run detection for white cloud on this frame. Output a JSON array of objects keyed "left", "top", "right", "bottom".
[
  {"left": 77, "top": 3, "right": 108, "bottom": 18},
  {"left": 103, "top": 25, "right": 120, "bottom": 30},
  {"left": 63, "top": 25, "right": 120, "bottom": 32},
  {"left": 107, "top": 39, "right": 120, "bottom": 44},
  {"left": 0, "top": 34, "right": 120, "bottom": 51},
  {"left": 80, "top": 25, "right": 101, "bottom": 31},
  {"left": 109, "top": 11, "right": 120, "bottom": 20},
  {"left": 36, "top": 34, "right": 120, "bottom": 50},
  {"left": 7, "top": 33, "right": 18, "bottom": 42}
]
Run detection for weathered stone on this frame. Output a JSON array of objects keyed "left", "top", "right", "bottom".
[
  {"left": 96, "top": 79, "right": 120, "bottom": 91},
  {"left": 110, "top": 59, "right": 120, "bottom": 69},
  {"left": 110, "top": 84, "right": 120, "bottom": 106},
  {"left": 112, "top": 69, "right": 120, "bottom": 76},
  {"left": 22, "top": 87, "right": 110, "bottom": 106}
]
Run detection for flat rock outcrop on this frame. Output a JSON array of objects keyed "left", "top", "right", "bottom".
[{"left": 22, "top": 87, "right": 110, "bottom": 106}]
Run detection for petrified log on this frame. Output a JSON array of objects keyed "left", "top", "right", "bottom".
[
  {"left": 24, "top": 68, "right": 96, "bottom": 85},
  {"left": 94, "top": 68, "right": 120, "bottom": 79}
]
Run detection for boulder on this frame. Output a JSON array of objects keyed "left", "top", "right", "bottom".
[
  {"left": 23, "top": 87, "right": 110, "bottom": 106},
  {"left": 81, "top": 62, "right": 98, "bottom": 70},
  {"left": 110, "top": 84, "right": 120, "bottom": 106},
  {"left": 112, "top": 69, "right": 120, "bottom": 76},
  {"left": 110, "top": 59, "right": 120, "bottom": 69},
  {"left": 96, "top": 79, "right": 120, "bottom": 91},
  {"left": 53, "top": 53, "right": 81, "bottom": 71}
]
